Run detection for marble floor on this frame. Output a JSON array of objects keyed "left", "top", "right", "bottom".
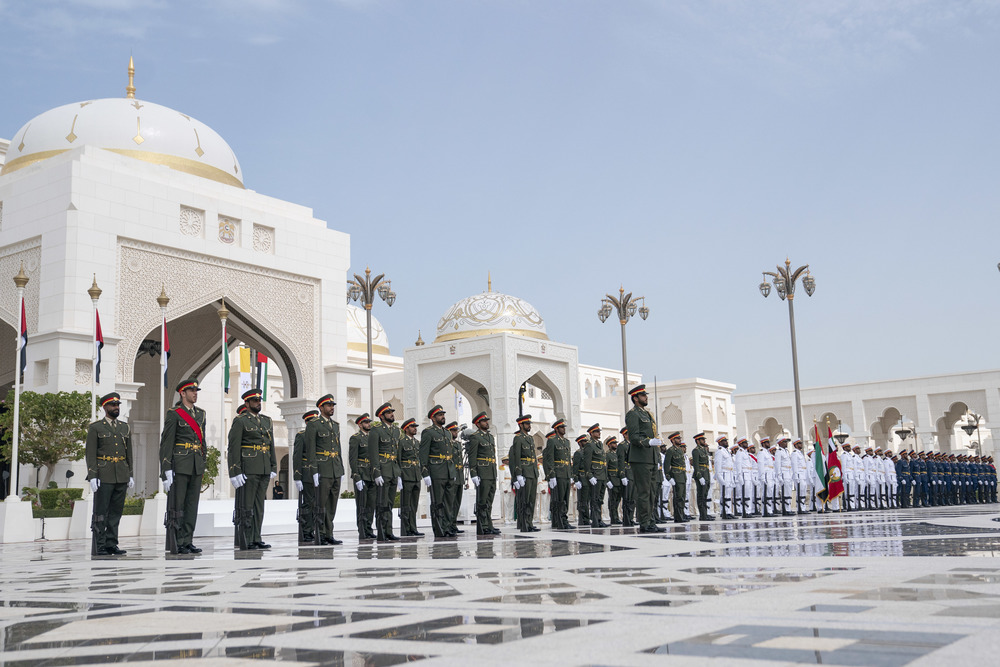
[{"left": 1, "top": 505, "right": 999, "bottom": 666}]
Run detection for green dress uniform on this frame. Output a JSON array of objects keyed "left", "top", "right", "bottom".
[
  {"left": 420, "top": 424, "right": 457, "bottom": 537},
  {"left": 583, "top": 438, "right": 609, "bottom": 527},
  {"left": 508, "top": 433, "right": 539, "bottom": 531},
  {"left": 619, "top": 442, "right": 635, "bottom": 526},
  {"left": 398, "top": 432, "right": 422, "bottom": 536},
  {"left": 367, "top": 420, "right": 401, "bottom": 539},
  {"left": 542, "top": 435, "right": 573, "bottom": 528},
  {"left": 653, "top": 446, "right": 666, "bottom": 521},
  {"left": 448, "top": 436, "right": 465, "bottom": 529},
  {"left": 292, "top": 428, "right": 317, "bottom": 541},
  {"left": 626, "top": 402, "right": 657, "bottom": 530},
  {"left": 304, "top": 415, "right": 344, "bottom": 542},
  {"left": 607, "top": 445, "right": 622, "bottom": 525},
  {"left": 692, "top": 444, "right": 712, "bottom": 520},
  {"left": 666, "top": 445, "right": 688, "bottom": 523},
  {"left": 467, "top": 428, "right": 499, "bottom": 534},
  {"left": 159, "top": 404, "right": 207, "bottom": 549},
  {"left": 349, "top": 430, "right": 376, "bottom": 539},
  {"left": 85, "top": 416, "right": 133, "bottom": 553},
  {"left": 573, "top": 448, "right": 590, "bottom": 524},
  {"left": 227, "top": 410, "right": 276, "bottom": 546}
]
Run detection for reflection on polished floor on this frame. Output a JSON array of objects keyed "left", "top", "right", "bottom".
[{"left": 1, "top": 505, "right": 998, "bottom": 665}]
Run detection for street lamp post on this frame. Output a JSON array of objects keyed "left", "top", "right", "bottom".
[
  {"left": 347, "top": 268, "right": 396, "bottom": 414},
  {"left": 8, "top": 263, "right": 28, "bottom": 503},
  {"left": 961, "top": 412, "right": 982, "bottom": 455},
  {"left": 156, "top": 286, "right": 169, "bottom": 497},
  {"left": 598, "top": 287, "right": 649, "bottom": 416},
  {"left": 88, "top": 276, "right": 102, "bottom": 423},
  {"left": 759, "top": 258, "right": 816, "bottom": 446}
]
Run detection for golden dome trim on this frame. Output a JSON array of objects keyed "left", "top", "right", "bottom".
[
  {"left": 433, "top": 328, "right": 549, "bottom": 343},
  {"left": 1, "top": 147, "right": 244, "bottom": 188},
  {"left": 347, "top": 341, "right": 391, "bottom": 355}
]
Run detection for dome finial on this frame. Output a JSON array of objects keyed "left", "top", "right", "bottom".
[
  {"left": 415, "top": 330, "right": 425, "bottom": 346},
  {"left": 126, "top": 54, "right": 136, "bottom": 99},
  {"left": 487, "top": 272, "right": 492, "bottom": 293}
]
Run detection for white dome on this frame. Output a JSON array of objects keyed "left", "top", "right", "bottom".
[
  {"left": 2, "top": 97, "right": 243, "bottom": 188},
  {"left": 347, "top": 304, "right": 390, "bottom": 355},
  {"left": 435, "top": 291, "right": 548, "bottom": 343}
]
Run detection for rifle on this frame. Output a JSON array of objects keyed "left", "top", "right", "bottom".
[
  {"left": 296, "top": 481, "right": 311, "bottom": 542},
  {"left": 375, "top": 478, "right": 387, "bottom": 541},
  {"left": 91, "top": 512, "right": 105, "bottom": 556},
  {"left": 233, "top": 485, "right": 249, "bottom": 550},
  {"left": 356, "top": 478, "right": 368, "bottom": 536},
  {"left": 164, "top": 480, "right": 179, "bottom": 555},
  {"left": 312, "top": 479, "right": 324, "bottom": 545}
]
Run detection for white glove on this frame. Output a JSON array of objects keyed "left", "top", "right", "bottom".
[
  {"left": 669, "top": 478, "right": 676, "bottom": 487},
  {"left": 128, "top": 477, "right": 134, "bottom": 489},
  {"left": 90, "top": 478, "right": 100, "bottom": 493},
  {"left": 513, "top": 480, "right": 522, "bottom": 490},
  {"left": 313, "top": 473, "right": 320, "bottom": 487},
  {"left": 164, "top": 469, "right": 174, "bottom": 491},
  {"left": 472, "top": 476, "right": 481, "bottom": 487},
  {"left": 574, "top": 481, "right": 582, "bottom": 490},
  {"left": 622, "top": 478, "right": 629, "bottom": 487},
  {"left": 698, "top": 478, "right": 705, "bottom": 487},
  {"left": 355, "top": 480, "right": 364, "bottom": 491},
  {"left": 589, "top": 476, "right": 597, "bottom": 486},
  {"left": 375, "top": 475, "right": 384, "bottom": 486},
  {"left": 396, "top": 478, "right": 403, "bottom": 492},
  {"left": 295, "top": 480, "right": 304, "bottom": 492},
  {"left": 270, "top": 471, "right": 277, "bottom": 480},
  {"left": 661, "top": 486, "right": 669, "bottom": 501},
  {"left": 606, "top": 481, "right": 613, "bottom": 489},
  {"left": 650, "top": 438, "right": 663, "bottom": 448},
  {"left": 548, "top": 478, "right": 557, "bottom": 489},
  {"left": 423, "top": 476, "right": 432, "bottom": 488},
  {"left": 231, "top": 473, "right": 247, "bottom": 489},
  {"left": 516, "top": 475, "right": 525, "bottom": 486}
]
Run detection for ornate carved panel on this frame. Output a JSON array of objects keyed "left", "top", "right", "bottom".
[
  {"left": 0, "top": 238, "right": 41, "bottom": 331},
  {"left": 252, "top": 224, "right": 274, "bottom": 254},
  {"left": 75, "top": 359, "right": 92, "bottom": 386},
  {"left": 115, "top": 239, "right": 320, "bottom": 396},
  {"left": 179, "top": 206, "right": 204, "bottom": 237}
]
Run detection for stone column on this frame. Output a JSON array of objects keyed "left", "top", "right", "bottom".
[{"left": 277, "top": 398, "right": 313, "bottom": 502}]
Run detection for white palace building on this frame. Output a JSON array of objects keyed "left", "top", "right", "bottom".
[{"left": 0, "top": 64, "right": 995, "bottom": 540}]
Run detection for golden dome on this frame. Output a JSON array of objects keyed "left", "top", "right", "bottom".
[{"left": 435, "top": 291, "right": 548, "bottom": 343}]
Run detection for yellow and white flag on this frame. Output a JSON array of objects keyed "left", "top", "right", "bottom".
[{"left": 238, "top": 346, "right": 253, "bottom": 396}]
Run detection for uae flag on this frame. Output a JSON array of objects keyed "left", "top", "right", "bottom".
[
  {"left": 95, "top": 310, "right": 104, "bottom": 383},
  {"left": 162, "top": 318, "right": 170, "bottom": 388},
  {"left": 256, "top": 352, "right": 268, "bottom": 401},
  {"left": 17, "top": 299, "right": 27, "bottom": 377},
  {"left": 826, "top": 427, "right": 845, "bottom": 501},
  {"left": 813, "top": 423, "right": 829, "bottom": 502}
]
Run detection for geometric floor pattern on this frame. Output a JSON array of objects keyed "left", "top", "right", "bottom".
[{"left": 0, "top": 505, "right": 998, "bottom": 665}]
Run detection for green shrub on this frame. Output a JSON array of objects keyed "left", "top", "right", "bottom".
[
  {"left": 122, "top": 497, "right": 145, "bottom": 515},
  {"left": 38, "top": 487, "right": 83, "bottom": 510},
  {"left": 33, "top": 507, "right": 73, "bottom": 519}
]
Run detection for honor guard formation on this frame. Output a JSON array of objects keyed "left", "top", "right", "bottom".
[{"left": 92, "top": 381, "right": 996, "bottom": 556}]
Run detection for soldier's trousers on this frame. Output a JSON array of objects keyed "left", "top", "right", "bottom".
[
  {"left": 670, "top": 475, "right": 687, "bottom": 522},
  {"left": 696, "top": 475, "right": 711, "bottom": 518},
  {"left": 318, "top": 477, "right": 341, "bottom": 539},
  {"left": 399, "top": 480, "right": 421, "bottom": 535},
  {"left": 608, "top": 484, "right": 622, "bottom": 523},
  {"left": 92, "top": 480, "right": 127, "bottom": 550},
  {"left": 777, "top": 477, "right": 793, "bottom": 513},
  {"left": 622, "top": 479, "right": 636, "bottom": 525},
  {"left": 448, "top": 481, "right": 463, "bottom": 527},
  {"left": 631, "top": 463, "right": 654, "bottom": 528},
  {"left": 429, "top": 478, "right": 455, "bottom": 536},
  {"left": 550, "top": 479, "right": 570, "bottom": 528},
  {"left": 475, "top": 478, "right": 497, "bottom": 532},
  {"left": 589, "top": 482, "right": 606, "bottom": 525},
  {"left": 357, "top": 479, "right": 377, "bottom": 535},
  {"left": 298, "top": 480, "right": 316, "bottom": 539},
  {"left": 517, "top": 478, "right": 538, "bottom": 530},
  {"left": 171, "top": 472, "right": 202, "bottom": 546},
  {"left": 740, "top": 474, "right": 755, "bottom": 515},
  {"left": 377, "top": 476, "right": 399, "bottom": 537},
  {"left": 577, "top": 482, "right": 590, "bottom": 524},
  {"left": 241, "top": 473, "right": 269, "bottom": 543}
]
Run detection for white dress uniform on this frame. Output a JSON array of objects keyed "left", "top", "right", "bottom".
[
  {"left": 790, "top": 445, "right": 808, "bottom": 512},
  {"left": 734, "top": 446, "right": 756, "bottom": 516},
  {"left": 757, "top": 447, "right": 776, "bottom": 516},
  {"left": 863, "top": 451, "right": 878, "bottom": 509},
  {"left": 883, "top": 455, "right": 897, "bottom": 508},
  {"left": 840, "top": 448, "right": 856, "bottom": 510},
  {"left": 499, "top": 462, "right": 514, "bottom": 525},
  {"left": 714, "top": 443, "right": 735, "bottom": 517},
  {"left": 776, "top": 445, "right": 794, "bottom": 514}
]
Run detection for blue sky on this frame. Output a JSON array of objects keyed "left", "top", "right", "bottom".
[{"left": 2, "top": 0, "right": 999, "bottom": 393}]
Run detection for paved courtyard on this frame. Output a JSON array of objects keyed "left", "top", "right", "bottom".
[{"left": 1, "top": 506, "right": 999, "bottom": 666}]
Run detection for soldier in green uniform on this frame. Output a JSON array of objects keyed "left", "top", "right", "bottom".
[
  {"left": 446, "top": 422, "right": 466, "bottom": 533},
  {"left": 367, "top": 402, "right": 401, "bottom": 541},
  {"left": 573, "top": 434, "right": 590, "bottom": 525},
  {"left": 509, "top": 414, "right": 540, "bottom": 532},
  {"left": 227, "top": 388, "right": 277, "bottom": 549},
  {"left": 666, "top": 438, "right": 689, "bottom": 523},
  {"left": 420, "top": 405, "right": 457, "bottom": 538},
  {"left": 625, "top": 385, "right": 665, "bottom": 533},
  {"left": 86, "top": 392, "right": 134, "bottom": 556},
  {"left": 691, "top": 432, "right": 714, "bottom": 521},
  {"left": 542, "top": 418, "right": 574, "bottom": 529},
  {"left": 292, "top": 410, "right": 319, "bottom": 542},
  {"left": 583, "top": 424, "right": 611, "bottom": 527},
  {"left": 467, "top": 412, "right": 501, "bottom": 535},
  {"left": 304, "top": 394, "right": 344, "bottom": 545},
  {"left": 398, "top": 417, "right": 424, "bottom": 537},
  {"left": 619, "top": 427, "right": 635, "bottom": 526},
  {"left": 606, "top": 436, "right": 623, "bottom": 525},
  {"left": 349, "top": 413, "right": 376, "bottom": 540},
  {"left": 159, "top": 378, "right": 208, "bottom": 554}
]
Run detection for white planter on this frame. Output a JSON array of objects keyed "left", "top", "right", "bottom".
[{"left": 34, "top": 516, "right": 71, "bottom": 540}]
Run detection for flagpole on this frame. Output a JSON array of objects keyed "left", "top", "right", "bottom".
[
  {"left": 8, "top": 263, "right": 28, "bottom": 503},
  {"left": 157, "top": 286, "right": 169, "bottom": 496},
  {"left": 218, "top": 299, "right": 229, "bottom": 498},
  {"left": 88, "top": 276, "right": 102, "bottom": 423}
]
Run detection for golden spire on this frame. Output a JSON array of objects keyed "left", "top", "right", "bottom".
[
  {"left": 87, "top": 274, "right": 102, "bottom": 301},
  {"left": 13, "top": 262, "right": 29, "bottom": 288},
  {"left": 156, "top": 284, "right": 169, "bottom": 308},
  {"left": 126, "top": 55, "right": 136, "bottom": 99},
  {"left": 487, "top": 272, "right": 492, "bottom": 292},
  {"left": 415, "top": 330, "right": 425, "bottom": 346},
  {"left": 218, "top": 297, "right": 229, "bottom": 320}
]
